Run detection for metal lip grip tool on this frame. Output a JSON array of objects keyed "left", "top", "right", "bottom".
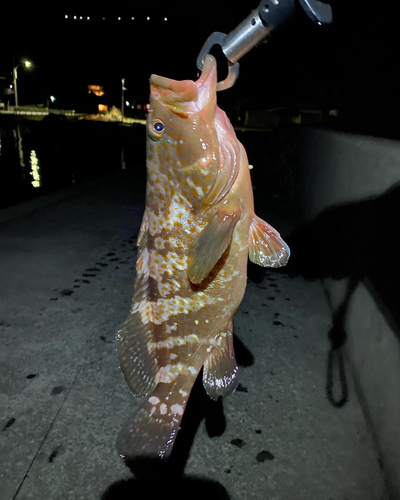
[{"left": 197, "top": 0, "right": 333, "bottom": 90}]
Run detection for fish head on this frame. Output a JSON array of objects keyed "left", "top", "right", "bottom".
[{"left": 147, "top": 55, "right": 221, "bottom": 209}]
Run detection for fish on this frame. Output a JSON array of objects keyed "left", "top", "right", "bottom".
[{"left": 116, "top": 55, "right": 290, "bottom": 460}]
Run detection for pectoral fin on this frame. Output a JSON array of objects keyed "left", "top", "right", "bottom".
[
  {"left": 203, "top": 327, "right": 238, "bottom": 401},
  {"left": 249, "top": 215, "right": 290, "bottom": 268},
  {"left": 188, "top": 208, "right": 240, "bottom": 284}
]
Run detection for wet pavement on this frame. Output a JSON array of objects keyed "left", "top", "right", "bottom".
[{"left": 0, "top": 169, "right": 388, "bottom": 499}]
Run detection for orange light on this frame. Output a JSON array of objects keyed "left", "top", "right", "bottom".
[
  {"left": 137, "top": 104, "right": 142, "bottom": 110},
  {"left": 98, "top": 104, "right": 108, "bottom": 113},
  {"left": 88, "top": 84, "right": 105, "bottom": 97}
]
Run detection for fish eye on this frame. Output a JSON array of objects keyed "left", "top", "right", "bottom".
[
  {"left": 148, "top": 119, "right": 165, "bottom": 141},
  {"left": 154, "top": 121, "right": 164, "bottom": 133}
]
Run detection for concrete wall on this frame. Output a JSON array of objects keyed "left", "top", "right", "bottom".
[{"left": 286, "top": 126, "right": 400, "bottom": 499}]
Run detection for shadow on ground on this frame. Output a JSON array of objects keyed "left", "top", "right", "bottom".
[
  {"left": 285, "top": 182, "right": 400, "bottom": 407},
  {"left": 102, "top": 473, "right": 230, "bottom": 500},
  {"left": 102, "top": 337, "right": 253, "bottom": 500}
]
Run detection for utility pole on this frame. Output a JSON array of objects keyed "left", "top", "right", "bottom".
[
  {"left": 13, "top": 67, "right": 19, "bottom": 108},
  {"left": 121, "top": 78, "right": 125, "bottom": 120},
  {"left": 12, "top": 60, "right": 33, "bottom": 109}
]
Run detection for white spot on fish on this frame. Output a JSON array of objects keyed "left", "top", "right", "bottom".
[
  {"left": 170, "top": 353, "right": 178, "bottom": 360},
  {"left": 149, "top": 396, "right": 160, "bottom": 405},
  {"left": 150, "top": 407, "right": 156, "bottom": 415},
  {"left": 155, "top": 364, "right": 197, "bottom": 383},
  {"left": 160, "top": 403, "right": 167, "bottom": 415},
  {"left": 134, "top": 293, "right": 209, "bottom": 325},
  {"left": 195, "top": 320, "right": 199, "bottom": 325},
  {"left": 179, "top": 389, "right": 188, "bottom": 397},
  {"left": 166, "top": 323, "right": 178, "bottom": 334},
  {"left": 154, "top": 237, "right": 165, "bottom": 250},
  {"left": 171, "top": 404, "right": 184, "bottom": 415},
  {"left": 149, "top": 333, "right": 204, "bottom": 351}
]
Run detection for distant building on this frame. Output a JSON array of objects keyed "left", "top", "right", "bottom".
[{"left": 87, "top": 84, "right": 108, "bottom": 113}]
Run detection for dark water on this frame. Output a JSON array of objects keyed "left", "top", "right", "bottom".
[
  {"left": 0, "top": 117, "right": 146, "bottom": 210},
  {"left": 0, "top": 116, "right": 296, "bottom": 219}
]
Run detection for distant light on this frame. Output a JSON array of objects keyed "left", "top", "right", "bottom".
[
  {"left": 164, "top": 17, "right": 168, "bottom": 21},
  {"left": 137, "top": 104, "right": 142, "bottom": 110},
  {"left": 65, "top": 15, "right": 68, "bottom": 19},
  {"left": 103, "top": 17, "right": 105, "bottom": 20},
  {"left": 131, "top": 17, "right": 134, "bottom": 20},
  {"left": 30, "top": 150, "right": 41, "bottom": 188},
  {"left": 147, "top": 16, "right": 150, "bottom": 21},
  {"left": 50, "top": 96, "right": 56, "bottom": 103},
  {"left": 74, "top": 16, "right": 77, "bottom": 20},
  {"left": 10, "top": 84, "right": 13, "bottom": 89},
  {"left": 80, "top": 16, "right": 83, "bottom": 20},
  {"left": 118, "top": 17, "right": 121, "bottom": 21},
  {"left": 24, "top": 60, "right": 32, "bottom": 69},
  {"left": 126, "top": 101, "right": 130, "bottom": 107},
  {"left": 87, "top": 16, "right": 90, "bottom": 20},
  {"left": 88, "top": 84, "right": 105, "bottom": 97},
  {"left": 146, "top": 104, "right": 150, "bottom": 110}
]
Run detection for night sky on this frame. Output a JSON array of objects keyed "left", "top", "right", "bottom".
[{"left": 1, "top": 0, "right": 399, "bottom": 137}]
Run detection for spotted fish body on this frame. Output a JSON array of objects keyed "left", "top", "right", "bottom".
[{"left": 116, "top": 55, "right": 290, "bottom": 459}]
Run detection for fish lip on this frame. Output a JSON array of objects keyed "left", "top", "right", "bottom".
[
  {"left": 195, "top": 55, "right": 217, "bottom": 112},
  {"left": 196, "top": 55, "right": 217, "bottom": 88},
  {"left": 150, "top": 75, "right": 198, "bottom": 103}
]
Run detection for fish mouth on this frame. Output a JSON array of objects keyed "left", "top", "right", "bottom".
[
  {"left": 150, "top": 55, "right": 217, "bottom": 120},
  {"left": 195, "top": 55, "right": 217, "bottom": 119},
  {"left": 150, "top": 76, "right": 198, "bottom": 104}
]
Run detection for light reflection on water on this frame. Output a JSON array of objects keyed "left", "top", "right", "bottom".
[
  {"left": 0, "top": 118, "right": 145, "bottom": 209},
  {"left": 30, "top": 150, "right": 41, "bottom": 188}
]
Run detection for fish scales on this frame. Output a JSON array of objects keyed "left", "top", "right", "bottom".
[{"left": 116, "top": 55, "right": 290, "bottom": 460}]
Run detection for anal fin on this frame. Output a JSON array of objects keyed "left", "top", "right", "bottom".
[
  {"left": 203, "top": 326, "right": 238, "bottom": 401},
  {"left": 249, "top": 214, "right": 290, "bottom": 268}
]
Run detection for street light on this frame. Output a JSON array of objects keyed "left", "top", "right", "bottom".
[
  {"left": 121, "top": 78, "right": 128, "bottom": 119},
  {"left": 13, "top": 60, "right": 33, "bottom": 108}
]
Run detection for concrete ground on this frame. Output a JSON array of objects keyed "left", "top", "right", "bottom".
[{"left": 0, "top": 169, "right": 388, "bottom": 500}]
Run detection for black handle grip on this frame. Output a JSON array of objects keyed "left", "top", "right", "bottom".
[{"left": 258, "top": 0, "right": 332, "bottom": 28}]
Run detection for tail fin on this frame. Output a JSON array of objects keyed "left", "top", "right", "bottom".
[
  {"left": 117, "top": 377, "right": 197, "bottom": 460},
  {"left": 117, "top": 402, "right": 180, "bottom": 460}
]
